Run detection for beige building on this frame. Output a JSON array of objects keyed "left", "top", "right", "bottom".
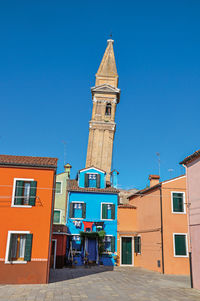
[
  {"left": 53, "top": 163, "right": 72, "bottom": 225},
  {"left": 85, "top": 39, "right": 120, "bottom": 181}
]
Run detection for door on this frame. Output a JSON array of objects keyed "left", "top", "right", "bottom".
[
  {"left": 121, "top": 237, "right": 132, "bottom": 265},
  {"left": 88, "top": 238, "right": 96, "bottom": 262},
  {"left": 50, "top": 239, "right": 57, "bottom": 269}
]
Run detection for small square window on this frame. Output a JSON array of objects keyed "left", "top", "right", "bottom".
[
  {"left": 53, "top": 210, "right": 61, "bottom": 224},
  {"left": 174, "top": 234, "right": 187, "bottom": 256},
  {"left": 102, "top": 204, "right": 115, "bottom": 220},
  {"left": 55, "top": 182, "right": 62, "bottom": 194},
  {"left": 7, "top": 233, "right": 33, "bottom": 263},
  {"left": 13, "top": 180, "right": 37, "bottom": 206},
  {"left": 172, "top": 192, "right": 185, "bottom": 213}
]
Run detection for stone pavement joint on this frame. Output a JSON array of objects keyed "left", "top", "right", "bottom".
[{"left": 0, "top": 267, "right": 200, "bottom": 301}]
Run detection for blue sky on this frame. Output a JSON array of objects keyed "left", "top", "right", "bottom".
[{"left": 0, "top": 1, "right": 200, "bottom": 189}]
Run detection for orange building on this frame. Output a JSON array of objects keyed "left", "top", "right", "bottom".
[
  {"left": 0, "top": 155, "right": 57, "bottom": 284},
  {"left": 118, "top": 175, "right": 189, "bottom": 275}
]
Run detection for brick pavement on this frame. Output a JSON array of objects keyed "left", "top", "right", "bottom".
[{"left": 0, "top": 266, "right": 200, "bottom": 301}]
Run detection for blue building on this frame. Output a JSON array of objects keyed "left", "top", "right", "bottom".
[{"left": 66, "top": 166, "right": 119, "bottom": 266}]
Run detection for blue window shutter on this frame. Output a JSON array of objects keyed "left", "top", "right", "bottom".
[{"left": 69, "top": 203, "right": 74, "bottom": 218}]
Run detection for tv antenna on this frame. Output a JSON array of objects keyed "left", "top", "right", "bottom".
[
  {"left": 62, "top": 140, "right": 67, "bottom": 165},
  {"left": 156, "top": 152, "right": 160, "bottom": 176}
]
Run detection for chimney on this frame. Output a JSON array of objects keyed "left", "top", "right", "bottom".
[
  {"left": 64, "top": 163, "right": 72, "bottom": 179},
  {"left": 110, "top": 170, "right": 119, "bottom": 188},
  {"left": 149, "top": 175, "right": 160, "bottom": 187}
]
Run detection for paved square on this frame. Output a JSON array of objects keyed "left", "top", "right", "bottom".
[{"left": 0, "top": 266, "right": 200, "bottom": 301}]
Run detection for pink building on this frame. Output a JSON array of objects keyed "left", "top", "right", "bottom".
[{"left": 180, "top": 150, "right": 200, "bottom": 289}]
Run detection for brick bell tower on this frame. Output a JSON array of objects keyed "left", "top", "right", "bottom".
[{"left": 85, "top": 39, "right": 120, "bottom": 181}]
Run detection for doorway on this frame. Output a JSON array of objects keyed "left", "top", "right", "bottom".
[
  {"left": 50, "top": 239, "right": 57, "bottom": 269},
  {"left": 121, "top": 237, "right": 133, "bottom": 266},
  {"left": 87, "top": 238, "right": 97, "bottom": 262}
]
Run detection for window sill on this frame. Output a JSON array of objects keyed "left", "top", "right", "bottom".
[
  {"left": 174, "top": 255, "right": 188, "bottom": 258},
  {"left": 11, "top": 205, "right": 32, "bottom": 208},
  {"left": 71, "top": 218, "right": 84, "bottom": 220},
  {"left": 101, "top": 219, "right": 115, "bottom": 221},
  {"left": 5, "top": 261, "right": 27, "bottom": 264},
  {"left": 172, "top": 211, "right": 186, "bottom": 214}
]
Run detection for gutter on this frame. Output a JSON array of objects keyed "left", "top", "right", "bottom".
[{"left": 160, "top": 187, "right": 165, "bottom": 274}]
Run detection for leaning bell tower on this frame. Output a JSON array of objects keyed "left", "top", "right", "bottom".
[{"left": 85, "top": 39, "right": 120, "bottom": 181}]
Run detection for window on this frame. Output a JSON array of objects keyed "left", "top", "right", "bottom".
[
  {"left": 104, "top": 236, "right": 115, "bottom": 253},
  {"left": 105, "top": 103, "right": 112, "bottom": 116},
  {"left": 172, "top": 192, "right": 185, "bottom": 213},
  {"left": 174, "top": 234, "right": 188, "bottom": 257},
  {"left": 69, "top": 202, "right": 86, "bottom": 219},
  {"left": 6, "top": 232, "right": 33, "bottom": 263},
  {"left": 84, "top": 173, "right": 100, "bottom": 188},
  {"left": 53, "top": 210, "right": 61, "bottom": 224},
  {"left": 71, "top": 235, "right": 82, "bottom": 252},
  {"left": 55, "top": 182, "right": 62, "bottom": 194},
  {"left": 12, "top": 179, "right": 37, "bottom": 206},
  {"left": 101, "top": 203, "right": 115, "bottom": 220},
  {"left": 134, "top": 236, "right": 141, "bottom": 254}
]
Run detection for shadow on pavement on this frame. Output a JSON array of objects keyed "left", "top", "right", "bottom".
[{"left": 49, "top": 266, "right": 114, "bottom": 283}]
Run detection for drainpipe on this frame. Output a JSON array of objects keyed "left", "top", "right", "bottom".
[{"left": 160, "top": 187, "right": 165, "bottom": 274}]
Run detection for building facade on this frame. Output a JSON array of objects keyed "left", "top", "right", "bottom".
[
  {"left": 66, "top": 166, "right": 118, "bottom": 266},
  {"left": 180, "top": 150, "right": 200, "bottom": 289},
  {"left": 0, "top": 155, "right": 57, "bottom": 284},
  {"left": 51, "top": 164, "right": 72, "bottom": 269},
  {"left": 85, "top": 40, "right": 120, "bottom": 181},
  {"left": 118, "top": 174, "right": 190, "bottom": 275}
]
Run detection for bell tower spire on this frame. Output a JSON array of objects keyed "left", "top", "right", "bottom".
[{"left": 85, "top": 40, "right": 120, "bottom": 181}]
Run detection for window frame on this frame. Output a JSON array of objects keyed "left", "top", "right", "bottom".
[
  {"left": 171, "top": 191, "right": 186, "bottom": 214},
  {"left": 11, "top": 178, "right": 34, "bottom": 208},
  {"left": 101, "top": 203, "right": 115, "bottom": 221},
  {"left": 55, "top": 181, "right": 63, "bottom": 194},
  {"left": 173, "top": 233, "right": 188, "bottom": 258},
  {"left": 53, "top": 209, "right": 62, "bottom": 224},
  {"left": 71, "top": 201, "right": 84, "bottom": 220},
  {"left": 87, "top": 172, "right": 98, "bottom": 188},
  {"left": 5, "top": 231, "right": 30, "bottom": 264},
  {"left": 134, "top": 235, "right": 141, "bottom": 254},
  {"left": 102, "top": 235, "right": 114, "bottom": 254},
  {"left": 71, "top": 234, "right": 82, "bottom": 254}
]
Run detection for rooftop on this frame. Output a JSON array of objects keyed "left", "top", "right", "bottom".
[
  {"left": 67, "top": 179, "right": 119, "bottom": 194},
  {"left": 0, "top": 154, "right": 58, "bottom": 169},
  {"left": 180, "top": 149, "right": 200, "bottom": 165}
]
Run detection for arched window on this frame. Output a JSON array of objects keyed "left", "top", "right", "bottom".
[{"left": 105, "top": 103, "right": 111, "bottom": 116}]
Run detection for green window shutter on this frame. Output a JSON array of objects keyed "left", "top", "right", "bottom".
[
  {"left": 111, "top": 204, "right": 115, "bottom": 220},
  {"left": 14, "top": 180, "right": 24, "bottom": 205},
  {"left": 69, "top": 203, "right": 74, "bottom": 218},
  {"left": 29, "top": 181, "right": 37, "bottom": 206},
  {"left": 102, "top": 204, "right": 107, "bottom": 219},
  {"left": 96, "top": 174, "right": 100, "bottom": 188},
  {"left": 175, "top": 235, "right": 186, "bottom": 256},
  {"left": 134, "top": 237, "right": 141, "bottom": 253},
  {"left": 85, "top": 174, "right": 89, "bottom": 187},
  {"left": 111, "top": 236, "right": 115, "bottom": 252},
  {"left": 82, "top": 203, "right": 86, "bottom": 219},
  {"left": 53, "top": 210, "right": 60, "bottom": 223},
  {"left": 173, "top": 193, "right": 184, "bottom": 212},
  {"left": 24, "top": 234, "right": 33, "bottom": 262},
  {"left": 8, "top": 234, "right": 14, "bottom": 261}
]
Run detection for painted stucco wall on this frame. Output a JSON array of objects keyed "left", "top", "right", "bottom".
[
  {"left": 54, "top": 172, "right": 68, "bottom": 225},
  {"left": 67, "top": 190, "right": 118, "bottom": 265},
  {"left": 79, "top": 168, "right": 106, "bottom": 189},
  {"left": 162, "top": 176, "right": 189, "bottom": 275},
  {"left": 186, "top": 157, "right": 200, "bottom": 289},
  {"left": 0, "top": 166, "right": 55, "bottom": 284},
  {"left": 129, "top": 187, "right": 163, "bottom": 273}
]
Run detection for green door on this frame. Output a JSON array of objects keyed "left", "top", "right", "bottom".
[{"left": 122, "top": 237, "right": 132, "bottom": 265}]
